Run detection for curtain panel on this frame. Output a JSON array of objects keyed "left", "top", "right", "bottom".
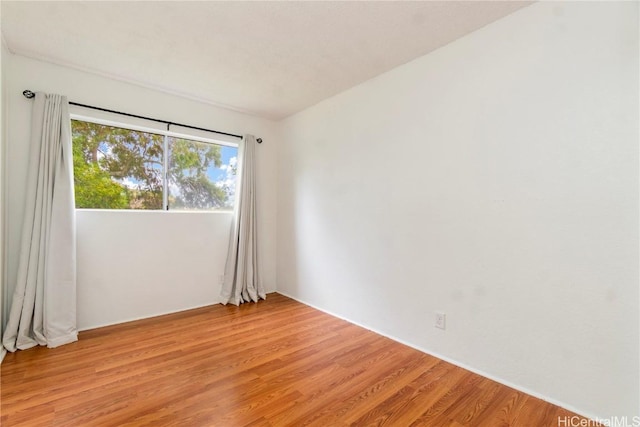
[
  {"left": 220, "top": 134, "right": 265, "bottom": 305},
  {"left": 3, "top": 92, "right": 77, "bottom": 352}
]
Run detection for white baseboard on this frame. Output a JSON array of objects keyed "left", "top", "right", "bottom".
[
  {"left": 276, "top": 290, "right": 600, "bottom": 423},
  {"left": 78, "top": 300, "right": 223, "bottom": 331},
  {"left": 78, "top": 292, "right": 278, "bottom": 332}
]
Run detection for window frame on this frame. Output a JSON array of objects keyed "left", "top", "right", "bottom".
[{"left": 70, "top": 113, "right": 240, "bottom": 212}]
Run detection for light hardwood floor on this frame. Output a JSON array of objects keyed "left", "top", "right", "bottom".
[{"left": 1, "top": 293, "right": 588, "bottom": 426}]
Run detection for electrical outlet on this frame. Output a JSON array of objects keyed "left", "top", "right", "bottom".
[{"left": 435, "top": 312, "right": 446, "bottom": 330}]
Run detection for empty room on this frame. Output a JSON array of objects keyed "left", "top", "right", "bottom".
[{"left": 0, "top": 1, "right": 638, "bottom": 426}]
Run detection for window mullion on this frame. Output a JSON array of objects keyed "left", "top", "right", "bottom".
[{"left": 163, "top": 134, "right": 169, "bottom": 210}]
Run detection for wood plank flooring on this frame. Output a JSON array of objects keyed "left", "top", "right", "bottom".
[{"left": 1, "top": 293, "right": 588, "bottom": 426}]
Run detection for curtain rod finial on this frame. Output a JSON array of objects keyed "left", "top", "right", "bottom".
[{"left": 23, "top": 90, "right": 35, "bottom": 99}]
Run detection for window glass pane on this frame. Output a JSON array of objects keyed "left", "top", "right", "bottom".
[
  {"left": 71, "top": 120, "right": 164, "bottom": 209},
  {"left": 167, "top": 137, "right": 238, "bottom": 210}
]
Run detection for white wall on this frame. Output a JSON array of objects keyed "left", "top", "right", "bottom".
[
  {"left": 278, "top": 1, "right": 638, "bottom": 420},
  {"left": 76, "top": 211, "right": 232, "bottom": 329},
  {"left": 4, "top": 53, "right": 278, "bottom": 330}
]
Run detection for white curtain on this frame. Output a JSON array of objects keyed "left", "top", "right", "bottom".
[
  {"left": 3, "top": 92, "right": 77, "bottom": 352},
  {"left": 220, "top": 134, "right": 265, "bottom": 305}
]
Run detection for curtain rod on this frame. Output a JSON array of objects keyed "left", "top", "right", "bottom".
[{"left": 22, "top": 90, "right": 262, "bottom": 143}]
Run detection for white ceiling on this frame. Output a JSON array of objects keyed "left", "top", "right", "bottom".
[{"left": 1, "top": 1, "right": 531, "bottom": 120}]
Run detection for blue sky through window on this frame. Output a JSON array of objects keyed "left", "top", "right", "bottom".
[{"left": 208, "top": 145, "right": 237, "bottom": 182}]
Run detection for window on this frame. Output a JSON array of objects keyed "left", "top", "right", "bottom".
[{"left": 71, "top": 119, "right": 238, "bottom": 211}]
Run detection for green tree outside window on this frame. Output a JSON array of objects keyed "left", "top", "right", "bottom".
[{"left": 71, "top": 120, "right": 237, "bottom": 210}]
